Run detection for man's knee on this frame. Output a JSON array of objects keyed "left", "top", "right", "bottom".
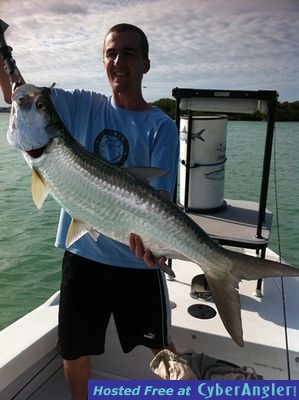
[{"left": 63, "top": 355, "right": 90, "bottom": 374}]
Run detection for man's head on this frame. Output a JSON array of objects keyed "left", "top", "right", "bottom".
[
  {"left": 104, "top": 23, "right": 149, "bottom": 61},
  {"left": 103, "top": 24, "right": 150, "bottom": 98}
]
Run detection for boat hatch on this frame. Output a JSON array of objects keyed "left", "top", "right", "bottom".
[{"left": 187, "top": 304, "right": 217, "bottom": 319}]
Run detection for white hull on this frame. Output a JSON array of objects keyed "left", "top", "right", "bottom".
[{"left": 1, "top": 248, "right": 299, "bottom": 399}]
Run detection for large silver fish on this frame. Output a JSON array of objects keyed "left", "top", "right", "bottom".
[{"left": 7, "top": 84, "right": 299, "bottom": 347}]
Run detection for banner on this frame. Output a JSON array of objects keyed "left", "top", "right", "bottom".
[{"left": 88, "top": 380, "right": 298, "bottom": 400}]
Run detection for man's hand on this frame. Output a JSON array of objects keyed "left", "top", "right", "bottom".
[
  {"left": 128, "top": 191, "right": 176, "bottom": 277},
  {"left": 129, "top": 233, "right": 167, "bottom": 268},
  {"left": 0, "top": 60, "right": 25, "bottom": 104}
]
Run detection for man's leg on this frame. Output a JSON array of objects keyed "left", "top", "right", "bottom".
[
  {"left": 58, "top": 253, "right": 109, "bottom": 399},
  {"left": 63, "top": 356, "right": 90, "bottom": 400}
]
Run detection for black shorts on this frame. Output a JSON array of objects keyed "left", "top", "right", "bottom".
[{"left": 57, "top": 251, "right": 172, "bottom": 360}]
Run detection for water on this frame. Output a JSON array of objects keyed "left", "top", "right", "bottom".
[
  {"left": 0, "top": 113, "right": 62, "bottom": 330},
  {"left": 0, "top": 114, "right": 298, "bottom": 330},
  {"left": 224, "top": 121, "right": 299, "bottom": 266}
]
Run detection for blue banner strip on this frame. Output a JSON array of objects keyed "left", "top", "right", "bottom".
[{"left": 88, "top": 380, "right": 298, "bottom": 400}]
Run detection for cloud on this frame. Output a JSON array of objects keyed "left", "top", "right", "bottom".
[
  {"left": 0, "top": 0, "right": 298, "bottom": 105},
  {"left": 47, "top": 2, "right": 88, "bottom": 15}
]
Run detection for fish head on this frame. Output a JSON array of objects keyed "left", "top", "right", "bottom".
[{"left": 7, "top": 84, "right": 61, "bottom": 158}]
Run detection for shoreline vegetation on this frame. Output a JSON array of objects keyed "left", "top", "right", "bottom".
[
  {"left": 151, "top": 99, "right": 299, "bottom": 122},
  {"left": 0, "top": 107, "right": 10, "bottom": 113},
  {"left": 1, "top": 99, "right": 299, "bottom": 121}
]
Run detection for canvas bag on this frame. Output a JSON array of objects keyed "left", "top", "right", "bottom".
[{"left": 150, "top": 350, "right": 262, "bottom": 380}]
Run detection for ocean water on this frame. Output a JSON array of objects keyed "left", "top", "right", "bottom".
[{"left": 0, "top": 114, "right": 298, "bottom": 330}]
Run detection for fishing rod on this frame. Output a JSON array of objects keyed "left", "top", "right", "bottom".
[{"left": 0, "top": 19, "right": 23, "bottom": 88}]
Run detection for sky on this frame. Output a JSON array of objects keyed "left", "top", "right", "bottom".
[{"left": 0, "top": 0, "right": 298, "bottom": 106}]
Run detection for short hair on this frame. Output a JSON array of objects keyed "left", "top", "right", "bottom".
[{"left": 104, "top": 23, "right": 149, "bottom": 60}]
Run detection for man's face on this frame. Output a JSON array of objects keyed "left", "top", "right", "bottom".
[{"left": 103, "top": 30, "right": 150, "bottom": 94}]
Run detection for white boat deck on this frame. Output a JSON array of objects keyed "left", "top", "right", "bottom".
[
  {"left": 168, "top": 257, "right": 299, "bottom": 379},
  {"left": 1, "top": 249, "right": 299, "bottom": 399},
  {"left": 187, "top": 199, "right": 272, "bottom": 247}
]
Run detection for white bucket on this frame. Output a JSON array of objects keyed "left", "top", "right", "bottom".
[{"left": 179, "top": 115, "right": 227, "bottom": 211}]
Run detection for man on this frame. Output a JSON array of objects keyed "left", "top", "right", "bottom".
[{"left": 1, "top": 23, "right": 179, "bottom": 400}]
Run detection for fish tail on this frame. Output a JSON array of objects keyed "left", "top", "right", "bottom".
[{"left": 203, "top": 249, "right": 299, "bottom": 347}]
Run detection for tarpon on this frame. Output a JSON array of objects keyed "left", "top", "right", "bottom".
[{"left": 7, "top": 84, "right": 299, "bottom": 347}]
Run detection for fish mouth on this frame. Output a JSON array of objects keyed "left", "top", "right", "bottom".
[{"left": 26, "top": 146, "right": 47, "bottom": 158}]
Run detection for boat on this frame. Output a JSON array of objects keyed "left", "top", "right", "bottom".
[{"left": 0, "top": 88, "right": 299, "bottom": 399}]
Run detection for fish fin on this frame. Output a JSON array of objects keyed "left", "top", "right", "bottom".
[
  {"left": 158, "top": 262, "right": 176, "bottom": 278},
  {"left": 225, "top": 249, "right": 299, "bottom": 280},
  {"left": 204, "top": 249, "right": 299, "bottom": 347},
  {"left": 89, "top": 228, "right": 100, "bottom": 242},
  {"left": 168, "top": 253, "right": 190, "bottom": 261},
  {"left": 126, "top": 166, "right": 168, "bottom": 182},
  {"left": 66, "top": 219, "right": 100, "bottom": 247},
  {"left": 205, "top": 274, "right": 244, "bottom": 347},
  {"left": 31, "top": 168, "right": 50, "bottom": 209}
]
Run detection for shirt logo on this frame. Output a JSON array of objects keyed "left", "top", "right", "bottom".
[{"left": 94, "top": 129, "right": 129, "bottom": 166}]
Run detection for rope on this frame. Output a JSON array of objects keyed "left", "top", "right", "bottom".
[
  {"left": 272, "top": 123, "right": 291, "bottom": 380},
  {"left": 180, "top": 157, "right": 227, "bottom": 169}
]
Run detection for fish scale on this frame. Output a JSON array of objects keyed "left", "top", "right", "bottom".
[
  {"left": 8, "top": 84, "right": 299, "bottom": 347},
  {"left": 31, "top": 135, "right": 217, "bottom": 265}
]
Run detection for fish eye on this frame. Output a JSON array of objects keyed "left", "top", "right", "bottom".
[{"left": 35, "top": 100, "right": 46, "bottom": 112}]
